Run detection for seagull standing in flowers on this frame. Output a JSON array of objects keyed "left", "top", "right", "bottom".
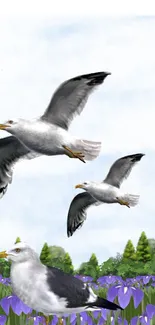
[
  {"left": 67, "top": 153, "right": 144, "bottom": 237},
  {"left": 0, "top": 71, "right": 110, "bottom": 167},
  {"left": 0, "top": 242, "right": 123, "bottom": 325}
]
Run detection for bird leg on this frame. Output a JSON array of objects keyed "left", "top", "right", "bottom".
[
  {"left": 63, "top": 145, "right": 86, "bottom": 163},
  {"left": 116, "top": 197, "right": 130, "bottom": 208},
  {"left": 58, "top": 318, "right": 63, "bottom": 325},
  {"left": 44, "top": 315, "right": 50, "bottom": 325}
]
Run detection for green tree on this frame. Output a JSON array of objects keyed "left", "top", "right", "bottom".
[
  {"left": 62, "top": 253, "right": 74, "bottom": 274},
  {"left": 100, "top": 256, "right": 122, "bottom": 276},
  {"left": 49, "top": 246, "right": 66, "bottom": 259},
  {"left": 123, "top": 240, "right": 136, "bottom": 260},
  {"left": 47, "top": 246, "right": 66, "bottom": 269},
  {"left": 0, "top": 259, "right": 11, "bottom": 277},
  {"left": 40, "top": 243, "right": 51, "bottom": 265},
  {"left": 77, "top": 253, "right": 100, "bottom": 279},
  {"left": 136, "top": 231, "right": 151, "bottom": 263},
  {"left": 148, "top": 238, "right": 155, "bottom": 257},
  {"left": 15, "top": 237, "right": 21, "bottom": 244}
]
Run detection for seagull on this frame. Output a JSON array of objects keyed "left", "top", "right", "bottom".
[
  {"left": 67, "top": 153, "right": 145, "bottom": 237},
  {"left": 0, "top": 136, "right": 40, "bottom": 199},
  {"left": 0, "top": 71, "right": 110, "bottom": 165},
  {"left": 0, "top": 242, "right": 123, "bottom": 325}
]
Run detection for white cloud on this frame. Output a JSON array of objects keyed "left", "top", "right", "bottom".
[{"left": 0, "top": 16, "right": 155, "bottom": 269}]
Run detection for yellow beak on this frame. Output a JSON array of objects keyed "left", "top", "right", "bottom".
[
  {"left": 0, "top": 251, "right": 8, "bottom": 258},
  {"left": 0, "top": 124, "right": 10, "bottom": 130},
  {"left": 75, "top": 184, "right": 83, "bottom": 189}
]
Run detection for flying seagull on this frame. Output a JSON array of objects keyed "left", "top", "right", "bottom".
[
  {"left": 0, "top": 242, "right": 123, "bottom": 325},
  {"left": 0, "top": 136, "right": 40, "bottom": 199},
  {"left": 0, "top": 71, "right": 110, "bottom": 164},
  {"left": 67, "top": 153, "right": 145, "bottom": 237}
]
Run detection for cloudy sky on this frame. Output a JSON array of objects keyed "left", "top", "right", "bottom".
[{"left": 0, "top": 5, "right": 155, "bottom": 268}]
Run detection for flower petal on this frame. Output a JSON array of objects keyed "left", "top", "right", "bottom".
[
  {"left": 131, "top": 316, "right": 139, "bottom": 325},
  {"left": 118, "top": 286, "right": 132, "bottom": 308},
  {"left": 107, "top": 286, "right": 119, "bottom": 301},
  {"left": 132, "top": 288, "right": 144, "bottom": 308},
  {"left": 0, "top": 315, "right": 7, "bottom": 325}
]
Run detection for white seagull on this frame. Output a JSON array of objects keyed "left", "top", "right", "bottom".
[
  {"left": 0, "top": 136, "right": 39, "bottom": 199},
  {"left": 67, "top": 153, "right": 145, "bottom": 237},
  {"left": 0, "top": 242, "right": 123, "bottom": 325},
  {"left": 0, "top": 71, "right": 110, "bottom": 170}
]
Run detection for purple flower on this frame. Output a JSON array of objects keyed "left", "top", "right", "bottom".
[
  {"left": 107, "top": 283, "right": 144, "bottom": 308},
  {"left": 74, "top": 275, "right": 93, "bottom": 283},
  {"left": 0, "top": 296, "right": 12, "bottom": 315},
  {"left": 0, "top": 315, "right": 7, "bottom": 325},
  {"left": 146, "top": 304, "right": 155, "bottom": 318},
  {"left": 0, "top": 295, "right": 32, "bottom": 316},
  {"left": 27, "top": 315, "right": 44, "bottom": 324},
  {"left": 110, "top": 316, "right": 128, "bottom": 325},
  {"left": 0, "top": 275, "right": 10, "bottom": 286},
  {"left": 142, "top": 276, "right": 152, "bottom": 285},
  {"left": 11, "top": 296, "right": 32, "bottom": 315}
]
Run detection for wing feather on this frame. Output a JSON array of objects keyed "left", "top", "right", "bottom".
[
  {"left": 41, "top": 72, "right": 110, "bottom": 130},
  {"left": 103, "top": 153, "right": 145, "bottom": 188}
]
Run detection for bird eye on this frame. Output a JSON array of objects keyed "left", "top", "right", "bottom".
[
  {"left": 15, "top": 248, "right": 21, "bottom": 253},
  {"left": 84, "top": 182, "right": 87, "bottom": 185},
  {"left": 8, "top": 120, "right": 13, "bottom": 124}
]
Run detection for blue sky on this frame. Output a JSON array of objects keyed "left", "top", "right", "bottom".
[{"left": 0, "top": 11, "right": 155, "bottom": 268}]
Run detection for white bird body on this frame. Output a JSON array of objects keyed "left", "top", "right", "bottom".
[
  {"left": 6, "top": 242, "right": 122, "bottom": 317},
  {"left": 9, "top": 119, "right": 74, "bottom": 156},
  {"left": 67, "top": 153, "right": 145, "bottom": 237},
  {"left": 85, "top": 182, "right": 122, "bottom": 204},
  {"left": 11, "top": 261, "right": 68, "bottom": 315},
  {"left": 0, "top": 72, "right": 110, "bottom": 188}
]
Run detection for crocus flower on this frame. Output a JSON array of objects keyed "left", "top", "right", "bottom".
[
  {"left": 142, "top": 276, "right": 152, "bottom": 285},
  {"left": 0, "top": 295, "right": 13, "bottom": 315},
  {"left": 107, "top": 282, "right": 144, "bottom": 308},
  {"left": 0, "top": 315, "right": 7, "bottom": 325},
  {"left": 27, "top": 315, "right": 44, "bottom": 324},
  {"left": 146, "top": 304, "right": 155, "bottom": 319}
]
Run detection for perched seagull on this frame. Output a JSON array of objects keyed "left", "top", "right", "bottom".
[
  {"left": 67, "top": 153, "right": 145, "bottom": 237},
  {"left": 0, "top": 242, "right": 123, "bottom": 325},
  {"left": 0, "top": 71, "right": 110, "bottom": 165},
  {"left": 0, "top": 136, "right": 39, "bottom": 199}
]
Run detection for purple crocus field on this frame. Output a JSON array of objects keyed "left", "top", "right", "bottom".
[{"left": 0, "top": 274, "right": 155, "bottom": 325}]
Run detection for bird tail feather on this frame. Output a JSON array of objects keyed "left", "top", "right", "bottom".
[
  {"left": 74, "top": 139, "right": 102, "bottom": 161},
  {"left": 87, "top": 296, "right": 123, "bottom": 311},
  {"left": 123, "top": 194, "right": 140, "bottom": 207}
]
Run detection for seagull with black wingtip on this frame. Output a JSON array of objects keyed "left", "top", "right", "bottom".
[
  {"left": 0, "top": 71, "right": 110, "bottom": 198},
  {"left": 0, "top": 71, "right": 110, "bottom": 165},
  {"left": 67, "top": 153, "right": 145, "bottom": 237},
  {"left": 0, "top": 241, "right": 123, "bottom": 325}
]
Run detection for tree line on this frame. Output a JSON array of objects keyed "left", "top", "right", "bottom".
[{"left": 0, "top": 232, "right": 155, "bottom": 279}]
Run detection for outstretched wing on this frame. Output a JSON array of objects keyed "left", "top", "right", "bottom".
[
  {"left": 41, "top": 71, "right": 110, "bottom": 130},
  {"left": 0, "top": 136, "right": 39, "bottom": 198},
  {"left": 67, "top": 192, "right": 100, "bottom": 237},
  {"left": 103, "top": 153, "right": 145, "bottom": 188}
]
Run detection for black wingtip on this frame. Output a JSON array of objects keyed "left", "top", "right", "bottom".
[
  {"left": 73, "top": 71, "right": 111, "bottom": 86},
  {"left": 87, "top": 296, "right": 123, "bottom": 311},
  {"left": 130, "top": 153, "right": 145, "bottom": 162},
  {"left": 121, "top": 153, "right": 145, "bottom": 162}
]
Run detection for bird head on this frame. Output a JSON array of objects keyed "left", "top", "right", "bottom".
[
  {"left": 0, "top": 118, "right": 24, "bottom": 134},
  {"left": 0, "top": 242, "right": 38, "bottom": 263},
  {"left": 75, "top": 181, "right": 93, "bottom": 191}
]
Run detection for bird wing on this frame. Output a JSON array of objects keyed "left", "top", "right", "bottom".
[
  {"left": 0, "top": 136, "right": 39, "bottom": 198},
  {"left": 41, "top": 72, "right": 110, "bottom": 130},
  {"left": 103, "top": 153, "right": 145, "bottom": 188},
  {"left": 67, "top": 192, "right": 100, "bottom": 237},
  {"left": 46, "top": 266, "right": 96, "bottom": 308}
]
